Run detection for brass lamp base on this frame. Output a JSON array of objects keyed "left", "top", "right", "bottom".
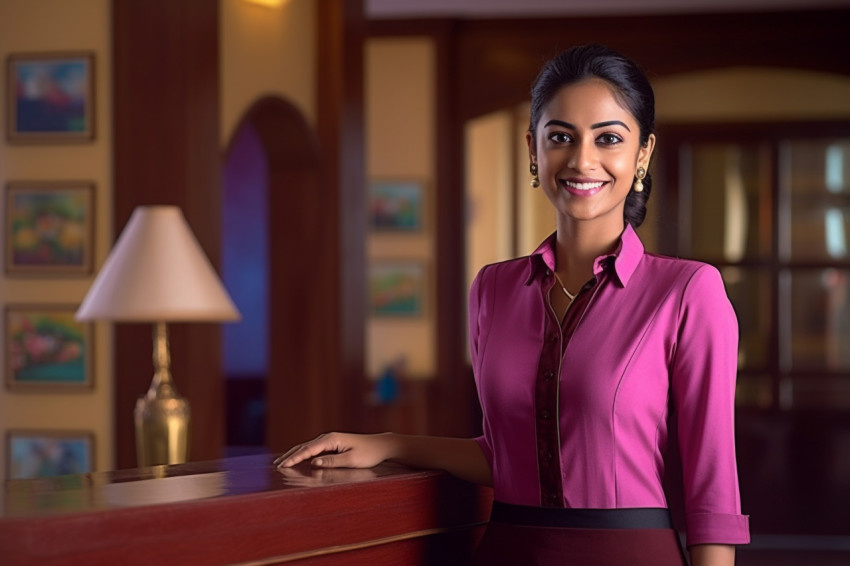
[
  {"left": 134, "top": 389, "right": 190, "bottom": 467},
  {"left": 134, "top": 322, "right": 191, "bottom": 467}
]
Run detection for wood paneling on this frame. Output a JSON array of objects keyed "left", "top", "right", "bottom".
[{"left": 112, "top": 0, "right": 223, "bottom": 468}]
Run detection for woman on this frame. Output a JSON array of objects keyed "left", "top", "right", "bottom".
[{"left": 275, "top": 44, "right": 750, "bottom": 565}]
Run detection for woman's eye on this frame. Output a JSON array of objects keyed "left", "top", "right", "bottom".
[
  {"left": 598, "top": 133, "right": 622, "bottom": 145},
  {"left": 549, "top": 132, "right": 571, "bottom": 143}
]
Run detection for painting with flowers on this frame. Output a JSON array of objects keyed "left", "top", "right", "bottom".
[
  {"left": 6, "top": 52, "right": 95, "bottom": 142},
  {"left": 5, "top": 182, "right": 93, "bottom": 274},
  {"left": 5, "top": 306, "right": 92, "bottom": 390}
]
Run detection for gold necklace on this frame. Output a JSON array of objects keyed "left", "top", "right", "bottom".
[{"left": 553, "top": 272, "right": 577, "bottom": 303}]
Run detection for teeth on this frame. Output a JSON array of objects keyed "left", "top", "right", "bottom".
[{"left": 564, "top": 180, "right": 604, "bottom": 191}]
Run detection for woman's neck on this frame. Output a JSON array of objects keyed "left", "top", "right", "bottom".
[{"left": 555, "top": 218, "right": 625, "bottom": 292}]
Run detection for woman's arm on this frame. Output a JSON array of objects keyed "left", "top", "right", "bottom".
[
  {"left": 689, "top": 544, "right": 735, "bottom": 566},
  {"left": 274, "top": 432, "right": 492, "bottom": 486}
]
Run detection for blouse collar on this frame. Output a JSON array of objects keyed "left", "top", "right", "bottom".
[{"left": 524, "top": 223, "right": 645, "bottom": 288}]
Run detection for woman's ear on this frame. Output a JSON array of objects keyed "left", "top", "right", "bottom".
[
  {"left": 638, "top": 133, "right": 656, "bottom": 169},
  {"left": 526, "top": 130, "right": 536, "bottom": 163}
]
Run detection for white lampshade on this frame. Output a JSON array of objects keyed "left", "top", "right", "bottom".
[{"left": 76, "top": 206, "right": 240, "bottom": 322}]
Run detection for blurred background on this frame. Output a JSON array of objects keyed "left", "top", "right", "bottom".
[{"left": 0, "top": 0, "right": 848, "bottom": 563}]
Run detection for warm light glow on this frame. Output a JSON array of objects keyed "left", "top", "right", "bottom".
[{"left": 242, "top": 0, "right": 286, "bottom": 7}]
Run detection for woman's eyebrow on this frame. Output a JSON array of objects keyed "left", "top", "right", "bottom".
[
  {"left": 543, "top": 119, "right": 631, "bottom": 132},
  {"left": 591, "top": 120, "right": 631, "bottom": 131}
]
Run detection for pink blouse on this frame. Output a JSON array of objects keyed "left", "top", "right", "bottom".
[{"left": 469, "top": 224, "right": 750, "bottom": 546}]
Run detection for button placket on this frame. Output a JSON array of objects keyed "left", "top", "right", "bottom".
[
  {"left": 535, "top": 272, "right": 563, "bottom": 507},
  {"left": 533, "top": 265, "right": 602, "bottom": 508}
]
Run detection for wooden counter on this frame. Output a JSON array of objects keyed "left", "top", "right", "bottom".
[{"left": 0, "top": 454, "right": 493, "bottom": 565}]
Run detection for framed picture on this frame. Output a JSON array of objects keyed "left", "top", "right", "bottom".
[
  {"left": 6, "top": 430, "right": 94, "bottom": 479},
  {"left": 5, "top": 305, "right": 93, "bottom": 391},
  {"left": 6, "top": 51, "right": 95, "bottom": 143},
  {"left": 369, "top": 262, "right": 425, "bottom": 317},
  {"left": 5, "top": 182, "right": 94, "bottom": 275},
  {"left": 369, "top": 179, "right": 424, "bottom": 231}
]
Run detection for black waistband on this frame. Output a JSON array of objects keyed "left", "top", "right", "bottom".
[{"left": 490, "top": 501, "right": 673, "bottom": 530}]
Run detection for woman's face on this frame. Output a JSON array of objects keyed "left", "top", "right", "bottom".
[{"left": 527, "top": 78, "right": 655, "bottom": 228}]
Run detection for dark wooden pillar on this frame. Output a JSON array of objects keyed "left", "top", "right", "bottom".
[
  {"left": 316, "top": 0, "right": 367, "bottom": 433},
  {"left": 112, "top": 0, "right": 222, "bottom": 468}
]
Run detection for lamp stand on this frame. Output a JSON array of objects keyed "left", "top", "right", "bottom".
[{"left": 134, "top": 321, "right": 190, "bottom": 466}]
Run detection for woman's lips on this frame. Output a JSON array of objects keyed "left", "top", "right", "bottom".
[{"left": 561, "top": 179, "right": 606, "bottom": 197}]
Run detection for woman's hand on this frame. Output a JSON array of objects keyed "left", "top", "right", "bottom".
[
  {"left": 277, "top": 465, "right": 379, "bottom": 487},
  {"left": 274, "top": 432, "right": 396, "bottom": 469},
  {"left": 274, "top": 433, "right": 492, "bottom": 486}
]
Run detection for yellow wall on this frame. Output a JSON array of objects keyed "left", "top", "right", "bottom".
[
  {"left": 465, "top": 111, "right": 515, "bottom": 287},
  {"left": 365, "top": 38, "right": 436, "bottom": 379},
  {"left": 0, "top": 0, "right": 114, "bottom": 477},
  {"left": 220, "top": 0, "right": 317, "bottom": 144}
]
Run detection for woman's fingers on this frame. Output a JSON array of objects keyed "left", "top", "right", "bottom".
[
  {"left": 274, "top": 434, "right": 338, "bottom": 468},
  {"left": 273, "top": 432, "right": 392, "bottom": 469}
]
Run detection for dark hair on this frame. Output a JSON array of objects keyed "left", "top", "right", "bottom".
[{"left": 529, "top": 44, "right": 656, "bottom": 227}]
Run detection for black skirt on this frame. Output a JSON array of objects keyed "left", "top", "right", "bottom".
[{"left": 472, "top": 502, "right": 688, "bottom": 566}]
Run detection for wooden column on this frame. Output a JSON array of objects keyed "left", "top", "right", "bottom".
[
  {"left": 112, "top": 0, "right": 223, "bottom": 467},
  {"left": 316, "top": 0, "right": 367, "bottom": 433}
]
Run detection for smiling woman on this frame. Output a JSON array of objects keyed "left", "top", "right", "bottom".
[
  {"left": 275, "top": 44, "right": 749, "bottom": 566},
  {"left": 529, "top": 79, "right": 654, "bottom": 273}
]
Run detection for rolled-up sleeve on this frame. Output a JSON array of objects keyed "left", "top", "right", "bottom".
[{"left": 671, "top": 265, "right": 751, "bottom": 545}]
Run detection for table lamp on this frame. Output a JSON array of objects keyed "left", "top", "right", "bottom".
[{"left": 76, "top": 205, "right": 240, "bottom": 466}]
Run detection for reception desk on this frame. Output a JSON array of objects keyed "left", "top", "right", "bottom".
[{"left": 1, "top": 453, "right": 493, "bottom": 565}]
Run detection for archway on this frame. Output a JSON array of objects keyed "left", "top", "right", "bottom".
[{"left": 222, "top": 96, "right": 338, "bottom": 454}]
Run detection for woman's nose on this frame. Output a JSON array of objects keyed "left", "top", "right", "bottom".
[{"left": 567, "top": 139, "right": 597, "bottom": 171}]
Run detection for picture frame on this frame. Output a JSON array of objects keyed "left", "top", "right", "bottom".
[
  {"left": 368, "top": 262, "right": 425, "bottom": 317},
  {"left": 5, "top": 305, "right": 93, "bottom": 391},
  {"left": 5, "top": 181, "right": 95, "bottom": 275},
  {"left": 6, "top": 429, "right": 94, "bottom": 479},
  {"left": 6, "top": 51, "right": 95, "bottom": 143},
  {"left": 368, "top": 179, "right": 424, "bottom": 231}
]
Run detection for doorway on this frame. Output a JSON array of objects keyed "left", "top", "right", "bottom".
[{"left": 221, "top": 96, "right": 328, "bottom": 455}]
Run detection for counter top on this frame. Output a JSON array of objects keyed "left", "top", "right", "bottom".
[{"left": 1, "top": 453, "right": 492, "bottom": 565}]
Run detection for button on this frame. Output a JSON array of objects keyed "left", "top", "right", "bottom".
[
  {"left": 546, "top": 451, "right": 554, "bottom": 461},
  {"left": 549, "top": 493, "right": 559, "bottom": 503},
  {"left": 540, "top": 409, "right": 550, "bottom": 420},
  {"left": 543, "top": 370, "right": 554, "bottom": 381},
  {"left": 545, "top": 269, "right": 551, "bottom": 276},
  {"left": 549, "top": 333, "right": 558, "bottom": 342}
]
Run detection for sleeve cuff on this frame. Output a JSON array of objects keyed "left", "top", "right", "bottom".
[{"left": 686, "top": 512, "right": 751, "bottom": 546}]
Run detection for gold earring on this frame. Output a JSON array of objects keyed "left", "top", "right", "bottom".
[
  {"left": 530, "top": 163, "right": 540, "bottom": 188},
  {"left": 633, "top": 166, "right": 646, "bottom": 193}
]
